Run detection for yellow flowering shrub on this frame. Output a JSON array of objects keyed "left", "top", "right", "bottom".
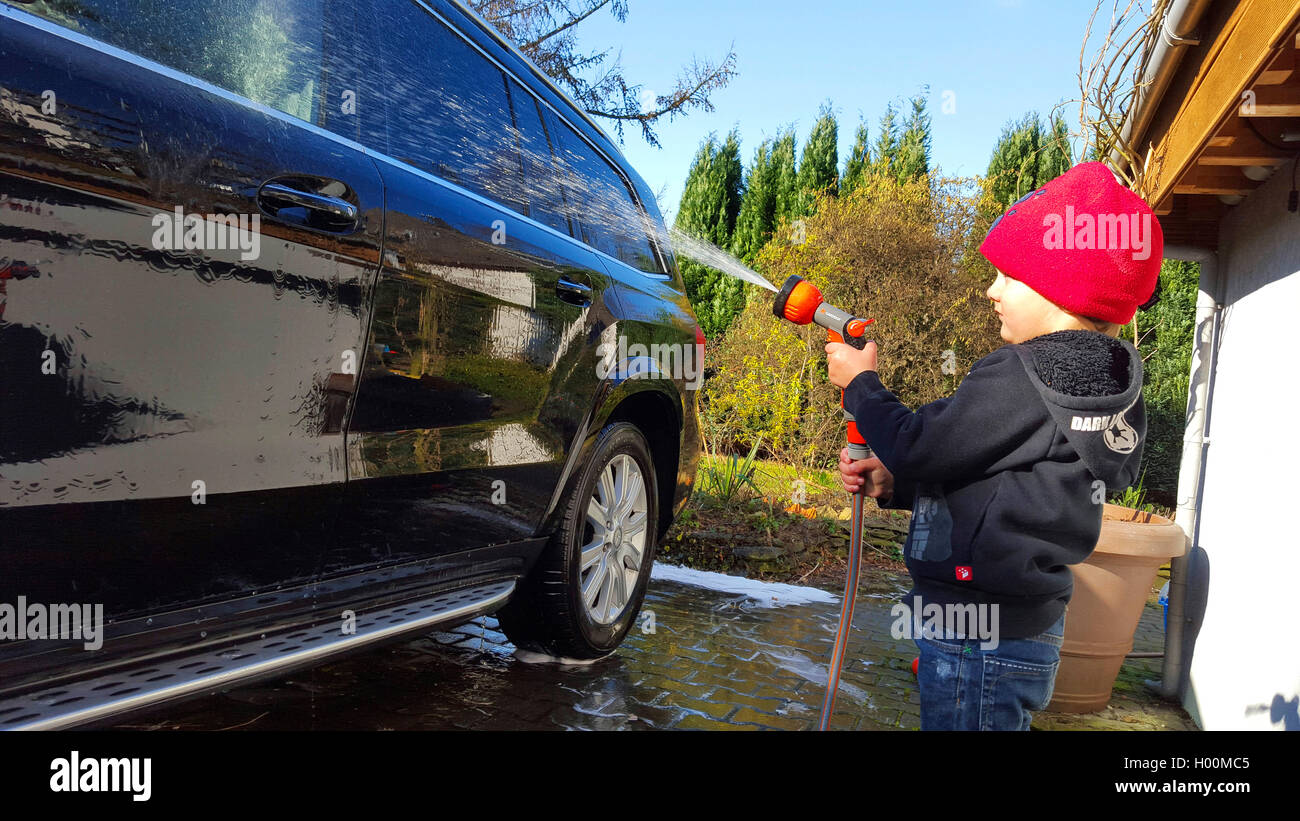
[{"left": 700, "top": 173, "right": 1006, "bottom": 471}]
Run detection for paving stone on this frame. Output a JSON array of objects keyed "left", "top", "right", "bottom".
[
  {"left": 678, "top": 714, "right": 756, "bottom": 730},
  {"left": 118, "top": 565, "right": 1197, "bottom": 732},
  {"left": 729, "top": 706, "right": 814, "bottom": 731},
  {"left": 868, "top": 694, "right": 916, "bottom": 717},
  {"left": 719, "top": 691, "right": 787, "bottom": 713},
  {"left": 859, "top": 713, "right": 902, "bottom": 730},
  {"left": 827, "top": 710, "right": 861, "bottom": 731},
  {"left": 497, "top": 698, "right": 559, "bottom": 723},
  {"left": 622, "top": 704, "right": 689, "bottom": 729},
  {"left": 751, "top": 683, "right": 801, "bottom": 701},
  {"left": 658, "top": 692, "right": 736, "bottom": 719},
  {"left": 688, "top": 671, "right": 762, "bottom": 697}
]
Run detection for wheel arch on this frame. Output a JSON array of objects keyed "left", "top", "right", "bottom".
[
  {"left": 540, "top": 379, "right": 686, "bottom": 546},
  {"left": 603, "top": 385, "right": 682, "bottom": 545}
]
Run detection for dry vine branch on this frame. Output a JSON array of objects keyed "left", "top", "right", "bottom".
[{"left": 1058, "top": 0, "right": 1170, "bottom": 189}]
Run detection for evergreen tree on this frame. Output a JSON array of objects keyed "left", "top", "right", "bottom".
[
  {"left": 717, "top": 129, "right": 744, "bottom": 237},
  {"left": 986, "top": 111, "right": 1042, "bottom": 207},
  {"left": 674, "top": 129, "right": 743, "bottom": 245},
  {"left": 796, "top": 103, "right": 839, "bottom": 215},
  {"left": 771, "top": 128, "right": 800, "bottom": 227},
  {"left": 894, "top": 93, "right": 932, "bottom": 182},
  {"left": 1136, "top": 259, "right": 1199, "bottom": 505},
  {"left": 840, "top": 121, "right": 871, "bottom": 196},
  {"left": 986, "top": 110, "right": 1073, "bottom": 209},
  {"left": 1038, "top": 112, "right": 1072, "bottom": 187},
  {"left": 871, "top": 103, "right": 900, "bottom": 178},
  {"left": 674, "top": 130, "right": 745, "bottom": 337},
  {"left": 732, "top": 139, "right": 778, "bottom": 264}
]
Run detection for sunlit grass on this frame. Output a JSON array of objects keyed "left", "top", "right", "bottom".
[{"left": 695, "top": 454, "right": 839, "bottom": 507}]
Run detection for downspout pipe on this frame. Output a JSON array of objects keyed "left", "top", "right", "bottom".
[
  {"left": 1109, "top": 0, "right": 1215, "bottom": 177},
  {"left": 1160, "top": 244, "right": 1221, "bottom": 705}
]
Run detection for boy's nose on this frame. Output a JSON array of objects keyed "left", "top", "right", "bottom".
[{"left": 986, "top": 272, "right": 1004, "bottom": 300}]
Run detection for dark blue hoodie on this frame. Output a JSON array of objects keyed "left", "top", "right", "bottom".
[{"left": 842, "top": 329, "right": 1146, "bottom": 638}]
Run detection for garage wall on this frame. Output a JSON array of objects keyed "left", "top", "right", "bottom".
[{"left": 1184, "top": 166, "right": 1300, "bottom": 730}]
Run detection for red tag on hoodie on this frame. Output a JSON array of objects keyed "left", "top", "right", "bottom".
[{"left": 955, "top": 566, "right": 973, "bottom": 581}]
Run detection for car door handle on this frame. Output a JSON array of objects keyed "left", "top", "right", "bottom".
[
  {"left": 556, "top": 277, "right": 592, "bottom": 306},
  {"left": 257, "top": 182, "right": 359, "bottom": 230}
]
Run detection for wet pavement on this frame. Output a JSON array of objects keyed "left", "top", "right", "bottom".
[{"left": 111, "top": 564, "right": 1193, "bottom": 731}]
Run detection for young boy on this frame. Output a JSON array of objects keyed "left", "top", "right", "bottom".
[{"left": 825, "top": 161, "right": 1161, "bottom": 731}]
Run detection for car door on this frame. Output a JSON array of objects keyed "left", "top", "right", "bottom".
[
  {"left": 335, "top": 0, "right": 619, "bottom": 573},
  {"left": 0, "top": 0, "right": 384, "bottom": 620}
]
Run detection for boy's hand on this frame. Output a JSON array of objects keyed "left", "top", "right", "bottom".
[
  {"left": 839, "top": 447, "right": 895, "bottom": 501},
  {"left": 825, "top": 340, "right": 878, "bottom": 389}
]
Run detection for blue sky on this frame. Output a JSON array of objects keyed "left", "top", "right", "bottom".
[{"left": 568, "top": 0, "right": 1107, "bottom": 222}]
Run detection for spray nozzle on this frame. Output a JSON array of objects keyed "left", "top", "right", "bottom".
[
  {"left": 772, "top": 275, "right": 824, "bottom": 324},
  {"left": 772, "top": 275, "right": 874, "bottom": 349}
]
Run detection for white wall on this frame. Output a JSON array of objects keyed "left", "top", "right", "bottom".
[{"left": 1184, "top": 167, "right": 1300, "bottom": 730}]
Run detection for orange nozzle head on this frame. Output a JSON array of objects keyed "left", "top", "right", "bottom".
[{"left": 773, "top": 275, "right": 823, "bottom": 325}]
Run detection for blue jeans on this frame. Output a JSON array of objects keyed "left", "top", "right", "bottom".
[{"left": 915, "top": 612, "right": 1065, "bottom": 731}]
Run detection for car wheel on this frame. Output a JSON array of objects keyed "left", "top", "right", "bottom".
[{"left": 497, "top": 421, "right": 658, "bottom": 659}]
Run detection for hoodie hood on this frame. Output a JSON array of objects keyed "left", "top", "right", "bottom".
[{"left": 1011, "top": 329, "right": 1146, "bottom": 490}]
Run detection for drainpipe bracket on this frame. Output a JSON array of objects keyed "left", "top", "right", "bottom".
[{"left": 1162, "top": 29, "right": 1201, "bottom": 47}]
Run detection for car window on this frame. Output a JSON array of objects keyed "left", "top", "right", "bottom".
[
  {"left": 508, "top": 79, "right": 572, "bottom": 237},
  {"left": 375, "top": 1, "right": 527, "bottom": 214},
  {"left": 10, "top": 0, "right": 325, "bottom": 124},
  {"left": 544, "top": 111, "right": 661, "bottom": 274},
  {"left": 317, "top": 1, "right": 385, "bottom": 147}
]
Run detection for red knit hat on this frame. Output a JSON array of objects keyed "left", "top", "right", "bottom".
[{"left": 979, "top": 161, "right": 1163, "bottom": 325}]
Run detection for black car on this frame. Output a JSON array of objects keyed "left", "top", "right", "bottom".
[{"left": 0, "top": 0, "right": 702, "bottom": 729}]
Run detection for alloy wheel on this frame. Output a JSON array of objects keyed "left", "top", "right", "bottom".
[{"left": 579, "top": 453, "right": 649, "bottom": 625}]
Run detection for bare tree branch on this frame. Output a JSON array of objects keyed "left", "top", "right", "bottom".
[
  {"left": 465, "top": 0, "right": 737, "bottom": 146},
  {"left": 523, "top": 0, "right": 611, "bottom": 51}
]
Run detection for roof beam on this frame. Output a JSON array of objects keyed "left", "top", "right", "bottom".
[
  {"left": 1255, "top": 43, "right": 1296, "bottom": 85},
  {"left": 1241, "top": 85, "right": 1300, "bottom": 117},
  {"left": 1256, "top": 68, "right": 1294, "bottom": 85},
  {"left": 1140, "top": 0, "right": 1300, "bottom": 206},
  {"left": 1172, "top": 169, "right": 1262, "bottom": 196},
  {"left": 1197, "top": 153, "right": 1290, "bottom": 166},
  {"left": 1196, "top": 104, "right": 1294, "bottom": 169}
]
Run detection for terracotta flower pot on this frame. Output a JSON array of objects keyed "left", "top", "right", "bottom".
[{"left": 1046, "top": 503, "right": 1187, "bottom": 713}]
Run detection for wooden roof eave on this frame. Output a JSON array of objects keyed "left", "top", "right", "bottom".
[{"left": 1132, "top": 0, "right": 1300, "bottom": 248}]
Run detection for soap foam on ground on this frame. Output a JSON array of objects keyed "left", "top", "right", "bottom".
[{"left": 650, "top": 562, "right": 838, "bottom": 607}]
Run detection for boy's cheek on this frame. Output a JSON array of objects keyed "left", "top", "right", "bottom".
[{"left": 997, "top": 317, "right": 1013, "bottom": 341}]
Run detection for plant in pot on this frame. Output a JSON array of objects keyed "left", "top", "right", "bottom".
[{"left": 1047, "top": 473, "right": 1187, "bottom": 713}]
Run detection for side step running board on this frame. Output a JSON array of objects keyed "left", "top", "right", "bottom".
[{"left": 0, "top": 580, "right": 516, "bottom": 730}]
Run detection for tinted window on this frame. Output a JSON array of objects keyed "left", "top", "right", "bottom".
[
  {"left": 13, "top": 0, "right": 326, "bottom": 124},
  {"left": 375, "top": 1, "right": 526, "bottom": 213},
  {"left": 508, "top": 79, "right": 571, "bottom": 236},
  {"left": 318, "top": 1, "right": 385, "bottom": 146},
  {"left": 545, "top": 112, "right": 660, "bottom": 273}
]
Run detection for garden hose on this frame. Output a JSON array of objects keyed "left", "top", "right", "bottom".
[{"left": 772, "top": 275, "right": 875, "bottom": 731}]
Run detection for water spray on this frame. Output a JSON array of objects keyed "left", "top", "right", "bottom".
[
  {"left": 667, "top": 227, "right": 778, "bottom": 293},
  {"left": 668, "top": 231, "right": 878, "bottom": 731},
  {"left": 771, "top": 274, "right": 874, "bottom": 731}
]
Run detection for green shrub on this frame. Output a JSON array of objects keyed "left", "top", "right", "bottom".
[
  {"left": 699, "top": 172, "right": 1004, "bottom": 470},
  {"left": 1109, "top": 468, "right": 1157, "bottom": 513},
  {"left": 1134, "top": 259, "right": 1199, "bottom": 507},
  {"left": 700, "top": 439, "right": 762, "bottom": 501}
]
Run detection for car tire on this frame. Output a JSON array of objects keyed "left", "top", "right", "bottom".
[{"left": 497, "top": 421, "right": 658, "bottom": 659}]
